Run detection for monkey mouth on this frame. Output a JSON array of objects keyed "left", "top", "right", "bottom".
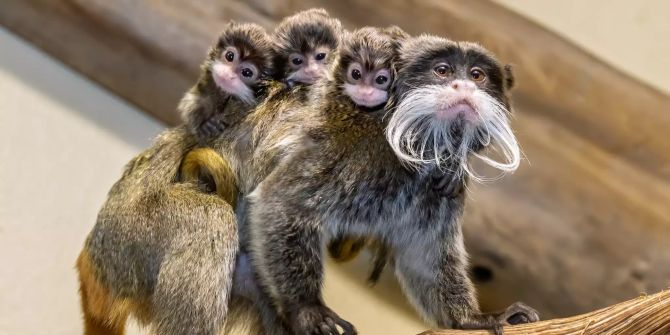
[
  {"left": 386, "top": 85, "right": 520, "bottom": 181},
  {"left": 435, "top": 99, "right": 478, "bottom": 122},
  {"left": 287, "top": 72, "right": 321, "bottom": 85}
]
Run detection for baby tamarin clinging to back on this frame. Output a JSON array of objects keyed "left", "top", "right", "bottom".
[
  {"left": 272, "top": 8, "right": 342, "bottom": 86},
  {"left": 181, "top": 9, "right": 341, "bottom": 147},
  {"left": 246, "top": 30, "right": 539, "bottom": 334},
  {"left": 180, "top": 22, "right": 274, "bottom": 143},
  {"left": 75, "top": 23, "right": 282, "bottom": 335}
]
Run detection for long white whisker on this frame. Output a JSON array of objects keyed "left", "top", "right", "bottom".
[{"left": 386, "top": 85, "right": 521, "bottom": 182}]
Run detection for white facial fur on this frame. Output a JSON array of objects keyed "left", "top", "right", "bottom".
[
  {"left": 210, "top": 47, "right": 259, "bottom": 105},
  {"left": 343, "top": 62, "right": 391, "bottom": 108},
  {"left": 386, "top": 80, "right": 520, "bottom": 181},
  {"left": 286, "top": 46, "right": 331, "bottom": 84}
]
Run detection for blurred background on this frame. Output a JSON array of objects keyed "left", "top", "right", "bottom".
[{"left": 1, "top": 0, "right": 669, "bottom": 334}]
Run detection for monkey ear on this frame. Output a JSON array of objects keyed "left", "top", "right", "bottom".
[
  {"left": 503, "top": 64, "right": 515, "bottom": 90},
  {"left": 384, "top": 25, "right": 410, "bottom": 40}
]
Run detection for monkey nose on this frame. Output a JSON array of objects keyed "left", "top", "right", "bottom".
[
  {"left": 450, "top": 80, "right": 476, "bottom": 91},
  {"left": 304, "top": 66, "right": 319, "bottom": 77},
  {"left": 360, "top": 87, "right": 374, "bottom": 96}
]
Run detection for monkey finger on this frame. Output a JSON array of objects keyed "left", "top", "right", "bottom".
[
  {"left": 318, "top": 322, "right": 335, "bottom": 335},
  {"left": 500, "top": 301, "right": 540, "bottom": 325},
  {"left": 335, "top": 318, "right": 357, "bottom": 335},
  {"left": 214, "top": 121, "right": 227, "bottom": 132},
  {"left": 200, "top": 123, "right": 217, "bottom": 137},
  {"left": 324, "top": 316, "right": 338, "bottom": 330}
]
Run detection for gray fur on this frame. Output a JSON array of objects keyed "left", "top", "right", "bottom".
[{"left": 210, "top": 32, "right": 539, "bottom": 334}]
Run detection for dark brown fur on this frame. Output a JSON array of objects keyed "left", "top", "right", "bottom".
[
  {"left": 180, "top": 22, "right": 274, "bottom": 144},
  {"left": 272, "top": 8, "right": 342, "bottom": 82}
]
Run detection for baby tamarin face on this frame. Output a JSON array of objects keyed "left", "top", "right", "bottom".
[
  {"left": 272, "top": 9, "right": 343, "bottom": 85},
  {"left": 386, "top": 36, "right": 519, "bottom": 179},
  {"left": 206, "top": 22, "right": 274, "bottom": 104},
  {"left": 333, "top": 27, "right": 403, "bottom": 108}
]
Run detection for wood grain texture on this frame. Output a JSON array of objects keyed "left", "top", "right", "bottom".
[
  {"left": 421, "top": 290, "right": 670, "bottom": 335},
  {"left": 2, "top": 0, "right": 670, "bottom": 321}
]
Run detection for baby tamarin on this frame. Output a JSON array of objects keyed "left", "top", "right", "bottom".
[
  {"left": 246, "top": 31, "right": 539, "bottom": 335},
  {"left": 272, "top": 8, "right": 342, "bottom": 86},
  {"left": 181, "top": 8, "right": 341, "bottom": 144},
  {"left": 326, "top": 25, "right": 410, "bottom": 284},
  {"left": 75, "top": 23, "right": 282, "bottom": 335},
  {"left": 179, "top": 22, "right": 274, "bottom": 143}
]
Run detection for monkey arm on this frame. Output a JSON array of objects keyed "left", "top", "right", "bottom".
[
  {"left": 394, "top": 221, "right": 479, "bottom": 328},
  {"left": 251, "top": 211, "right": 325, "bottom": 309},
  {"left": 394, "top": 220, "right": 538, "bottom": 334},
  {"left": 248, "top": 176, "right": 356, "bottom": 334}
]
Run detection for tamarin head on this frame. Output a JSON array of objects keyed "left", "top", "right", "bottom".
[
  {"left": 386, "top": 36, "right": 519, "bottom": 180},
  {"left": 205, "top": 22, "right": 274, "bottom": 104},
  {"left": 272, "top": 8, "right": 343, "bottom": 85},
  {"left": 331, "top": 27, "right": 406, "bottom": 109}
]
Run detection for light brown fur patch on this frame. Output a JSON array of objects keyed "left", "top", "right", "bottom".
[{"left": 76, "top": 249, "right": 149, "bottom": 335}]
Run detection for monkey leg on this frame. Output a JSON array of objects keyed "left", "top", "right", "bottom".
[
  {"left": 76, "top": 250, "right": 130, "bottom": 335},
  {"left": 392, "top": 225, "right": 538, "bottom": 334},
  {"left": 248, "top": 200, "right": 356, "bottom": 335},
  {"left": 151, "top": 188, "right": 239, "bottom": 335},
  {"left": 327, "top": 234, "right": 367, "bottom": 262},
  {"left": 230, "top": 252, "right": 291, "bottom": 335}
]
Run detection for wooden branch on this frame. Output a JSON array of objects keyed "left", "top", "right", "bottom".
[{"left": 421, "top": 290, "right": 670, "bottom": 335}]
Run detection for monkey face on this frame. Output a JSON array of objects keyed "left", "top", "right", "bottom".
[
  {"left": 335, "top": 27, "right": 399, "bottom": 108},
  {"left": 386, "top": 36, "right": 519, "bottom": 180},
  {"left": 286, "top": 46, "right": 332, "bottom": 84},
  {"left": 272, "top": 9, "right": 343, "bottom": 85},
  {"left": 209, "top": 23, "right": 274, "bottom": 104}
]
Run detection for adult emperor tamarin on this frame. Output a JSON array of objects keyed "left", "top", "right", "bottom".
[{"left": 243, "top": 32, "right": 538, "bottom": 334}]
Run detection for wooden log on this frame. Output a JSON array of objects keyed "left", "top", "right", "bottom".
[
  {"left": 0, "top": 0, "right": 276, "bottom": 125},
  {"left": 421, "top": 289, "right": 670, "bottom": 335},
  {"left": 2, "top": 0, "right": 670, "bottom": 320},
  {"left": 262, "top": 0, "right": 670, "bottom": 181}
]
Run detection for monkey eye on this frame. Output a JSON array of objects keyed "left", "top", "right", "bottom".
[
  {"left": 470, "top": 67, "right": 486, "bottom": 82},
  {"left": 373, "top": 69, "right": 392, "bottom": 89},
  {"left": 433, "top": 64, "right": 452, "bottom": 77},
  {"left": 239, "top": 62, "right": 259, "bottom": 84},
  {"left": 288, "top": 53, "right": 305, "bottom": 69},
  {"left": 315, "top": 53, "right": 327, "bottom": 61},
  {"left": 346, "top": 63, "right": 364, "bottom": 83},
  {"left": 241, "top": 68, "right": 254, "bottom": 78},
  {"left": 224, "top": 50, "right": 235, "bottom": 62},
  {"left": 375, "top": 75, "right": 388, "bottom": 85},
  {"left": 351, "top": 69, "right": 362, "bottom": 80}
]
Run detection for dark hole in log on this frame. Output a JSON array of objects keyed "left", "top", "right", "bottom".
[{"left": 472, "top": 265, "right": 494, "bottom": 283}]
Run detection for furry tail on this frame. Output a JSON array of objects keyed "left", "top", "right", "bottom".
[{"left": 180, "top": 148, "right": 238, "bottom": 208}]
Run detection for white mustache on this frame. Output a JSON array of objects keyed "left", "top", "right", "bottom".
[{"left": 385, "top": 85, "right": 521, "bottom": 182}]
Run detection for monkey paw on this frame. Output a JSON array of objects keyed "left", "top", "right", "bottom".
[
  {"left": 498, "top": 301, "right": 540, "bottom": 326},
  {"left": 454, "top": 302, "right": 539, "bottom": 335},
  {"left": 198, "top": 119, "right": 227, "bottom": 141},
  {"left": 288, "top": 304, "right": 357, "bottom": 335}
]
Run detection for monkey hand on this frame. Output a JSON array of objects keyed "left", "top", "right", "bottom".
[
  {"left": 197, "top": 116, "right": 228, "bottom": 142},
  {"left": 287, "top": 303, "right": 357, "bottom": 335},
  {"left": 497, "top": 301, "right": 540, "bottom": 326},
  {"left": 454, "top": 302, "right": 539, "bottom": 335}
]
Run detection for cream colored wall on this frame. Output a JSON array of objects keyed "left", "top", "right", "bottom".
[
  {"left": 0, "top": 27, "right": 163, "bottom": 334},
  {"left": 493, "top": 0, "right": 670, "bottom": 94}
]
